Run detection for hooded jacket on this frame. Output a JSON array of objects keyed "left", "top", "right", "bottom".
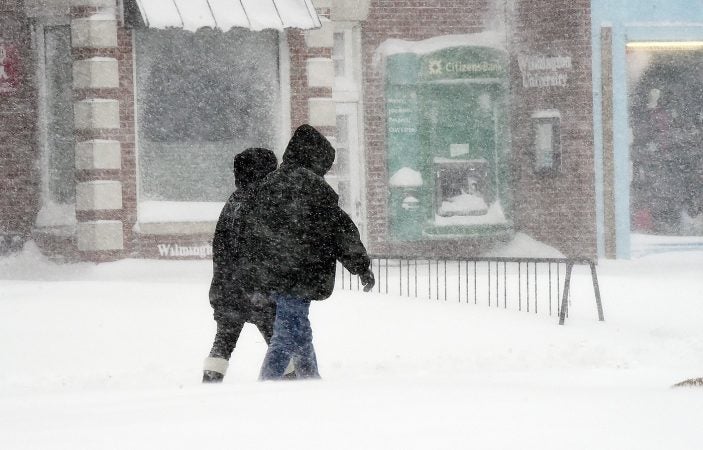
[
  {"left": 209, "top": 148, "right": 277, "bottom": 314},
  {"left": 236, "top": 125, "right": 371, "bottom": 300}
]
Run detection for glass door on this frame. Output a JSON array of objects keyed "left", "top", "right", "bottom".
[{"left": 332, "top": 102, "right": 366, "bottom": 239}]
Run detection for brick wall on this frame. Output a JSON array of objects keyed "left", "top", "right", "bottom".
[
  {"left": 0, "top": 9, "right": 39, "bottom": 246},
  {"left": 117, "top": 27, "right": 138, "bottom": 257},
  {"left": 288, "top": 30, "right": 311, "bottom": 133},
  {"left": 361, "top": 0, "right": 596, "bottom": 258},
  {"left": 287, "top": 28, "right": 335, "bottom": 138},
  {"left": 510, "top": 0, "right": 595, "bottom": 257}
]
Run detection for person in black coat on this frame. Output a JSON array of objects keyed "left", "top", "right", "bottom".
[
  {"left": 202, "top": 147, "right": 280, "bottom": 383},
  {"left": 235, "top": 124, "right": 375, "bottom": 380}
]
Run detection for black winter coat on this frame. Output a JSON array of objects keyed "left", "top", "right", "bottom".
[
  {"left": 209, "top": 186, "right": 257, "bottom": 312},
  {"left": 236, "top": 125, "right": 371, "bottom": 300}
]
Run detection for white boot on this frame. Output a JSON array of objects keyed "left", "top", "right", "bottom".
[{"left": 202, "top": 357, "right": 229, "bottom": 383}]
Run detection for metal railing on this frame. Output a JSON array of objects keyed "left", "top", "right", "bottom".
[{"left": 336, "top": 256, "right": 604, "bottom": 325}]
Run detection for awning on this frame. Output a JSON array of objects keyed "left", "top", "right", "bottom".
[{"left": 134, "top": 0, "right": 321, "bottom": 32}]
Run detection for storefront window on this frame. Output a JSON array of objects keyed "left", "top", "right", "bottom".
[
  {"left": 44, "top": 25, "right": 75, "bottom": 205},
  {"left": 627, "top": 46, "right": 703, "bottom": 236},
  {"left": 383, "top": 41, "right": 512, "bottom": 241},
  {"left": 333, "top": 29, "right": 357, "bottom": 91},
  {"left": 135, "top": 28, "right": 280, "bottom": 206},
  {"left": 36, "top": 24, "right": 76, "bottom": 229},
  {"left": 333, "top": 32, "right": 346, "bottom": 78}
]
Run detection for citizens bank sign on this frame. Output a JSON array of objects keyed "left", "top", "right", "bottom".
[
  {"left": 428, "top": 59, "right": 504, "bottom": 76},
  {"left": 517, "top": 54, "right": 572, "bottom": 88},
  {"left": 0, "top": 44, "right": 21, "bottom": 95}
]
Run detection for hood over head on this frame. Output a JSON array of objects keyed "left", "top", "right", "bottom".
[
  {"left": 282, "top": 124, "right": 335, "bottom": 176},
  {"left": 233, "top": 147, "right": 278, "bottom": 189}
]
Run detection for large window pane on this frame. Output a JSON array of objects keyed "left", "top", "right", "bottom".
[
  {"left": 135, "top": 28, "right": 280, "bottom": 203},
  {"left": 628, "top": 47, "right": 703, "bottom": 236},
  {"left": 45, "top": 25, "right": 75, "bottom": 205}
]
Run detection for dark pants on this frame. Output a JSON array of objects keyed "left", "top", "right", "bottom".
[
  {"left": 209, "top": 300, "right": 276, "bottom": 360},
  {"left": 259, "top": 294, "right": 320, "bottom": 380}
]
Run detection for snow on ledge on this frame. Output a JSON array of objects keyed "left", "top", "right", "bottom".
[
  {"left": 389, "top": 167, "right": 423, "bottom": 187},
  {"left": 35, "top": 202, "right": 76, "bottom": 228},
  {"left": 138, "top": 201, "right": 224, "bottom": 224},
  {"left": 375, "top": 31, "right": 506, "bottom": 61},
  {"left": 482, "top": 232, "right": 566, "bottom": 258}
]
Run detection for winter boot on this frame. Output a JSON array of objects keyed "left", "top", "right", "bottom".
[
  {"left": 282, "top": 359, "right": 297, "bottom": 380},
  {"left": 202, "top": 357, "right": 229, "bottom": 383}
]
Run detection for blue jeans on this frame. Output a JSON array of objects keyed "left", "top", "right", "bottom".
[{"left": 259, "top": 294, "right": 320, "bottom": 380}]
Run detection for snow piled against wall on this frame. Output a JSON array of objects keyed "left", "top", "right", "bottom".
[
  {"left": 375, "top": 31, "right": 506, "bottom": 61},
  {"left": 389, "top": 167, "right": 423, "bottom": 187}
]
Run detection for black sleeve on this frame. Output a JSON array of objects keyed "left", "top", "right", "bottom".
[
  {"left": 209, "top": 197, "right": 236, "bottom": 308},
  {"left": 229, "top": 196, "right": 272, "bottom": 297},
  {"left": 332, "top": 206, "right": 371, "bottom": 276}
]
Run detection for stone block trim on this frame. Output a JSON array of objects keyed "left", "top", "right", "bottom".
[
  {"left": 74, "top": 99, "right": 120, "bottom": 129},
  {"left": 308, "top": 97, "right": 336, "bottom": 127},
  {"left": 75, "top": 139, "right": 121, "bottom": 170},
  {"left": 331, "top": 0, "right": 370, "bottom": 21},
  {"left": 304, "top": 18, "right": 334, "bottom": 48},
  {"left": 71, "top": 16, "right": 117, "bottom": 48},
  {"left": 73, "top": 57, "right": 119, "bottom": 89},
  {"left": 77, "top": 220, "right": 123, "bottom": 251},
  {"left": 76, "top": 180, "right": 123, "bottom": 211},
  {"left": 306, "top": 57, "right": 334, "bottom": 88},
  {"left": 311, "top": 0, "right": 332, "bottom": 7},
  {"left": 71, "top": 0, "right": 116, "bottom": 7}
]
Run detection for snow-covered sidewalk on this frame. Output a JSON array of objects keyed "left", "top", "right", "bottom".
[{"left": 1, "top": 244, "right": 702, "bottom": 449}]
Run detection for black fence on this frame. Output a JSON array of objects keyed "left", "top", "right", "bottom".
[{"left": 336, "top": 256, "right": 604, "bottom": 325}]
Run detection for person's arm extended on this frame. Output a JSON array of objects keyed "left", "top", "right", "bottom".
[
  {"left": 332, "top": 206, "right": 374, "bottom": 291},
  {"left": 334, "top": 208, "right": 369, "bottom": 275}
]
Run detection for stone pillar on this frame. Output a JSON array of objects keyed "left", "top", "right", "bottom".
[
  {"left": 71, "top": 0, "right": 124, "bottom": 258},
  {"left": 292, "top": 1, "right": 335, "bottom": 142}
]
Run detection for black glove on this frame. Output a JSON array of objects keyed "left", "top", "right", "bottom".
[{"left": 360, "top": 268, "right": 375, "bottom": 292}]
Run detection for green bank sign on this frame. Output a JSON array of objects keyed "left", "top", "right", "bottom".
[{"left": 421, "top": 49, "right": 506, "bottom": 81}]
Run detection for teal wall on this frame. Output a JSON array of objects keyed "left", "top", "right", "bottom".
[{"left": 592, "top": 0, "right": 703, "bottom": 258}]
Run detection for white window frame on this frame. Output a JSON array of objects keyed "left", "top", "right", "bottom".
[
  {"left": 133, "top": 30, "right": 291, "bottom": 235},
  {"left": 332, "top": 23, "right": 367, "bottom": 241},
  {"left": 332, "top": 24, "right": 360, "bottom": 98},
  {"left": 33, "top": 16, "right": 77, "bottom": 233}
]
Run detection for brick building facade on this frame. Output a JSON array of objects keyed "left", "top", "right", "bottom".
[
  {"left": 0, "top": 0, "right": 597, "bottom": 261},
  {"left": 0, "top": 1, "right": 38, "bottom": 254},
  {"left": 362, "top": 0, "right": 595, "bottom": 258}
]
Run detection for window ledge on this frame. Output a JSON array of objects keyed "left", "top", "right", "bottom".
[
  {"left": 134, "top": 221, "right": 216, "bottom": 236},
  {"left": 136, "top": 200, "right": 223, "bottom": 235}
]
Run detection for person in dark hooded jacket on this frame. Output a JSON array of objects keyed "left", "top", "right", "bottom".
[
  {"left": 202, "top": 147, "right": 281, "bottom": 383},
  {"left": 235, "top": 124, "right": 375, "bottom": 380}
]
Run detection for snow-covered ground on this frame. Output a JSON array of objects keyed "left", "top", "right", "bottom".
[{"left": 1, "top": 243, "right": 702, "bottom": 450}]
